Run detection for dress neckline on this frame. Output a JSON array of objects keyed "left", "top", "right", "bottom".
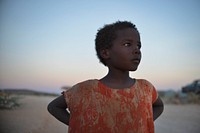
[{"left": 97, "top": 79, "right": 137, "bottom": 90}]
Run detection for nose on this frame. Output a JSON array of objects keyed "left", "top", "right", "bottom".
[{"left": 133, "top": 47, "right": 141, "bottom": 55}]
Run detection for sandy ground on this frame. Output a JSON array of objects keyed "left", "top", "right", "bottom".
[
  {"left": 0, "top": 95, "right": 67, "bottom": 133},
  {"left": 0, "top": 95, "right": 200, "bottom": 133},
  {"left": 155, "top": 104, "right": 200, "bottom": 133}
]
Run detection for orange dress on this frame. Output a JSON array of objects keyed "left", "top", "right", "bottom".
[{"left": 62, "top": 79, "right": 158, "bottom": 133}]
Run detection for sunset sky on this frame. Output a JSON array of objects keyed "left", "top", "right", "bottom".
[{"left": 0, "top": 0, "right": 200, "bottom": 93}]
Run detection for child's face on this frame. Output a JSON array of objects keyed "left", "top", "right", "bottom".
[{"left": 107, "top": 28, "right": 141, "bottom": 71}]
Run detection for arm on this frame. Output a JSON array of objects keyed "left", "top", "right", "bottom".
[
  {"left": 47, "top": 95, "right": 70, "bottom": 125},
  {"left": 152, "top": 96, "right": 164, "bottom": 121}
]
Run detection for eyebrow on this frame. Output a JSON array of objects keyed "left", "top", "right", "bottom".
[{"left": 123, "top": 39, "right": 141, "bottom": 44}]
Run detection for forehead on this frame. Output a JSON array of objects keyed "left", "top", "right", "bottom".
[{"left": 115, "top": 28, "right": 140, "bottom": 41}]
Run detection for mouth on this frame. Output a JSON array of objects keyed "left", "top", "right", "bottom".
[{"left": 131, "top": 58, "right": 141, "bottom": 64}]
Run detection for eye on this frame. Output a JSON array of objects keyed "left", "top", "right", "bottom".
[
  {"left": 137, "top": 44, "right": 141, "bottom": 49},
  {"left": 137, "top": 42, "right": 141, "bottom": 49},
  {"left": 123, "top": 43, "right": 131, "bottom": 47}
]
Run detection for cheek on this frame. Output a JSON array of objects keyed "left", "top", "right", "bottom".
[
  {"left": 112, "top": 51, "right": 128, "bottom": 61},
  {"left": 112, "top": 54, "right": 129, "bottom": 66},
  {"left": 109, "top": 47, "right": 132, "bottom": 63}
]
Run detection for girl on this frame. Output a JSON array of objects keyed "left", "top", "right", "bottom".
[{"left": 48, "top": 21, "right": 164, "bottom": 133}]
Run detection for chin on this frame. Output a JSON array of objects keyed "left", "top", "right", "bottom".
[
  {"left": 130, "top": 67, "right": 138, "bottom": 71},
  {"left": 129, "top": 64, "right": 140, "bottom": 71}
]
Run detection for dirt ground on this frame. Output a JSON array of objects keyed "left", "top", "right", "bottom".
[
  {"left": 0, "top": 95, "right": 200, "bottom": 133},
  {"left": 155, "top": 104, "right": 200, "bottom": 133},
  {"left": 0, "top": 95, "right": 67, "bottom": 133}
]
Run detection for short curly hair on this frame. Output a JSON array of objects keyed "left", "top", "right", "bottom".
[{"left": 95, "top": 21, "right": 138, "bottom": 66}]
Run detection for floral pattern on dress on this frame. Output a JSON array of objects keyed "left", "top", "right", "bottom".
[{"left": 63, "top": 79, "right": 158, "bottom": 133}]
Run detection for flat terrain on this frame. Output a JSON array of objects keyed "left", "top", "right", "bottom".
[
  {"left": 155, "top": 104, "right": 200, "bottom": 133},
  {"left": 0, "top": 95, "right": 200, "bottom": 133},
  {"left": 0, "top": 95, "right": 67, "bottom": 133}
]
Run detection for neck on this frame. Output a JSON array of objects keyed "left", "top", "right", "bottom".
[
  {"left": 106, "top": 68, "right": 130, "bottom": 82},
  {"left": 100, "top": 68, "right": 134, "bottom": 89}
]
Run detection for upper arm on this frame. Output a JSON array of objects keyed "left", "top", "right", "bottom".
[
  {"left": 152, "top": 96, "right": 164, "bottom": 120},
  {"left": 153, "top": 96, "right": 164, "bottom": 108},
  {"left": 47, "top": 95, "right": 68, "bottom": 112},
  {"left": 153, "top": 96, "right": 163, "bottom": 107},
  {"left": 47, "top": 95, "right": 70, "bottom": 125}
]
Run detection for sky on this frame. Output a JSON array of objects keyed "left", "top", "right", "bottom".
[{"left": 0, "top": 0, "right": 200, "bottom": 93}]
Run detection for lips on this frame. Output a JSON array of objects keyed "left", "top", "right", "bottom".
[{"left": 131, "top": 58, "right": 141, "bottom": 64}]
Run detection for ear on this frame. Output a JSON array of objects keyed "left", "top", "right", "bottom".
[{"left": 100, "top": 49, "right": 110, "bottom": 59}]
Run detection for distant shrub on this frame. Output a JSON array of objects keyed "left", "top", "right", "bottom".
[
  {"left": 187, "top": 93, "right": 200, "bottom": 104},
  {"left": 159, "top": 90, "right": 200, "bottom": 104},
  {"left": 0, "top": 92, "right": 20, "bottom": 109}
]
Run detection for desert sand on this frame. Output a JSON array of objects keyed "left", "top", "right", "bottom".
[
  {"left": 0, "top": 95, "right": 200, "bottom": 133},
  {"left": 0, "top": 95, "right": 67, "bottom": 133}
]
